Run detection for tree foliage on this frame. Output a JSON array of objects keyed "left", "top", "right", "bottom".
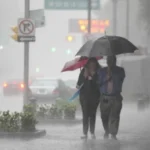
[{"left": 139, "top": 0, "right": 150, "bottom": 33}]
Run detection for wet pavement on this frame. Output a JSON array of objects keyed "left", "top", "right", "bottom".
[{"left": 0, "top": 102, "right": 149, "bottom": 150}]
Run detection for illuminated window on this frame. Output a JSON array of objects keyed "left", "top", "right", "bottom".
[
  {"left": 78, "top": 20, "right": 84, "bottom": 25},
  {"left": 99, "top": 21, "right": 104, "bottom": 26},
  {"left": 92, "top": 20, "right": 97, "bottom": 25},
  {"left": 100, "top": 28, "right": 105, "bottom": 33},
  {"left": 83, "top": 30, "right": 88, "bottom": 33},
  {"left": 80, "top": 25, "right": 86, "bottom": 31},
  {"left": 105, "top": 20, "right": 110, "bottom": 26},
  {"left": 84, "top": 20, "right": 88, "bottom": 25}
]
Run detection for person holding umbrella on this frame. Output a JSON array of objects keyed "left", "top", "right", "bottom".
[
  {"left": 75, "top": 35, "right": 137, "bottom": 140},
  {"left": 98, "top": 55, "right": 125, "bottom": 140},
  {"left": 76, "top": 57, "right": 101, "bottom": 139}
]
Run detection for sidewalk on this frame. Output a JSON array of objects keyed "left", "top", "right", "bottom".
[{"left": 0, "top": 104, "right": 149, "bottom": 150}]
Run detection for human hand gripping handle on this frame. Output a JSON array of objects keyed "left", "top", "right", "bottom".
[{"left": 84, "top": 68, "right": 94, "bottom": 80}]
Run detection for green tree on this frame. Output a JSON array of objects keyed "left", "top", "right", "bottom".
[{"left": 139, "top": 0, "right": 150, "bottom": 34}]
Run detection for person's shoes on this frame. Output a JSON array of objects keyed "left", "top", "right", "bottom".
[
  {"left": 111, "top": 135, "right": 117, "bottom": 140},
  {"left": 104, "top": 133, "right": 109, "bottom": 139},
  {"left": 81, "top": 134, "right": 88, "bottom": 139},
  {"left": 91, "top": 134, "right": 96, "bottom": 139}
]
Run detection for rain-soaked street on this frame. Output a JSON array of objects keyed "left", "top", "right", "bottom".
[
  {"left": 0, "top": 86, "right": 149, "bottom": 150},
  {"left": 1, "top": 0, "right": 150, "bottom": 149}
]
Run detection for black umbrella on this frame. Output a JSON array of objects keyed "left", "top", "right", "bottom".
[{"left": 76, "top": 36, "right": 138, "bottom": 57}]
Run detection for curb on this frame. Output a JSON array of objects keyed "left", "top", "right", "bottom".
[{"left": 0, "top": 129, "right": 46, "bottom": 139}]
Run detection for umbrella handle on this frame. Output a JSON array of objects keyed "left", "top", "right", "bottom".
[{"left": 104, "top": 30, "right": 112, "bottom": 55}]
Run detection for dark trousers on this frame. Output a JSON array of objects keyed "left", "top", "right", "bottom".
[
  {"left": 80, "top": 94, "right": 99, "bottom": 135},
  {"left": 100, "top": 94, "right": 122, "bottom": 136}
]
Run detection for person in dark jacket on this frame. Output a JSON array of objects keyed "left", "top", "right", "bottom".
[{"left": 76, "top": 57, "right": 101, "bottom": 139}]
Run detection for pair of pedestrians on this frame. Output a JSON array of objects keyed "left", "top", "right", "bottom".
[{"left": 76, "top": 56, "right": 125, "bottom": 140}]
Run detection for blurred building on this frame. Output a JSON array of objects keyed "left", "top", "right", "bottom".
[{"left": 97, "top": 0, "right": 147, "bottom": 47}]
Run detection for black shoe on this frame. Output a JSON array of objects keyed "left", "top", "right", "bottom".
[
  {"left": 104, "top": 133, "right": 109, "bottom": 139},
  {"left": 81, "top": 134, "right": 88, "bottom": 139},
  {"left": 111, "top": 135, "right": 117, "bottom": 140}
]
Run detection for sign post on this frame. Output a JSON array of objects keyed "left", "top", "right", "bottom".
[
  {"left": 18, "top": 18, "right": 35, "bottom": 42},
  {"left": 24, "top": 0, "right": 30, "bottom": 106},
  {"left": 22, "top": 0, "right": 34, "bottom": 106},
  {"left": 87, "top": 0, "right": 91, "bottom": 34}
]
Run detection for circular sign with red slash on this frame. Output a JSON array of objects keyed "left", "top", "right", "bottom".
[{"left": 19, "top": 19, "right": 34, "bottom": 35}]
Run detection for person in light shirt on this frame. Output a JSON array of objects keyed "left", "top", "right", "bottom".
[{"left": 98, "top": 55, "right": 125, "bottom": 140}]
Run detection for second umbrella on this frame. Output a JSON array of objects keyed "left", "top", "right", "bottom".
[{"left": 61, "top": 56, "right": 102, "bottom": 72}]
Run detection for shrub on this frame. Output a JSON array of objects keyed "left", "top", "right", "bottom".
[
  {"left": 63, "top": 103, "right": 77, "bottom": 120},
  {"left": 48, "top": 104, "right": 63, "bottom": 119},
  {"left": 0, "top": 105, "right": 38, "bottom": 132},
  {"left": 36, "top": 105, "right": 49, "bottom": 118},
  {"left": 23, "top": 104, "right": 35, "bottom": 114},
  {"left": 0, "top": 111, "right": 20, "bottom": 132},
  {"left": 21, "top": 112, "right": 37, "bottom": 131},
  {"left": 21, "top": 104, "right": 38, "bottom": 131}
]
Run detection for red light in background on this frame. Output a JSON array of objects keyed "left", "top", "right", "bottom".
[
  {"left": 3, "top": 83, "right": 7, "bottom": 87},
  {"left": 20, "top": 83, "right": 24, "bottom": 88},
  {"left": 53, "top": 89, "right": 59, "bottom": 94}
]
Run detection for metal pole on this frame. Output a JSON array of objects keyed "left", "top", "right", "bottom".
[
  {"left": 126, "top": 0, "right": 129, "bottom": 39},
  {"left": 87, "top": 0, "right": 91, "bottom": 34},
  {"left": 23, "top": 0, "right": 30, "bottom": 106},
  {"left": 112, "top": 0, "right": 117, "bottom": 35}
]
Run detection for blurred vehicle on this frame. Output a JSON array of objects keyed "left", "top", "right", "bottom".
[
  {"left": 65, "top": 80, "right": 77, "bottom": 93},
  {"left": 137, "top": 95, "right": 150, "bottom": 111},
  {"left": 3, "top": 79, "right": 24, "bottom": 96},
  {"left": 29, "top": 78, "right": 71, "bottom": 101}
]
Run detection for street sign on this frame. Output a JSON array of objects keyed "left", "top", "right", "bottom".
[
  {"left": 83, "top": 33, "right": 102, "bottom": 43},
  {"left": 30, "top": 9, "right": 45, "bottom": 28},
  {"left": 18, "top": 18, "right": 35, "bottom": 42},
  {"left": 45, "top": 0, "right": 100, "bottom": 10},
  {"left": 69, "top": 19, "right": 110, "bottom": 33}
]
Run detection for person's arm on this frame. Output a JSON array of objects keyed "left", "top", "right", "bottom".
[
  {"left": 76, "top": 69, "right": 86, "bottom": 89},
  {"left": 97, "top": 68, "right": 102, "bottom": 85},
  {"left": 120, "top": 68, "right": 125, "bottom": 83}
]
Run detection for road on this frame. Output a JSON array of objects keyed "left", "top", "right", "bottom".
[
  {"left": 0, "top": 88, "right": 23, "bottom": 112},
  {"left": 0, "top": 88, "right": 149, "bottom": 150}
]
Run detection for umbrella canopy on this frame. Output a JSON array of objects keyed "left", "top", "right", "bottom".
[
  {"left": 61, "top": 56, "right": 102, "bottom": 72},
  {"left": 76, "top": 35, "right": 138, "bottom": 57}
]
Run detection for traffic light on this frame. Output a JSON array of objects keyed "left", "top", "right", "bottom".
[
  {"left": 80, "top": 25, "right": 86, "bottom": 31},
  {"left": 66, "top": 49, "right": 71, "bottom": 55},
  {"left": 36, "top": 67, "right": 40, "bottom": 73},
  {"left": 67, "top": 35, "right": 73, "bottom": 42},
  {"left": 11, "top": 26, "right": 18, "bottom": 41},
  {"left": 51, "top": 47, "right": 56, "bottom": 52},
  {"left": 0, "top": 45, "right": 3, "bottom": 50}
]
